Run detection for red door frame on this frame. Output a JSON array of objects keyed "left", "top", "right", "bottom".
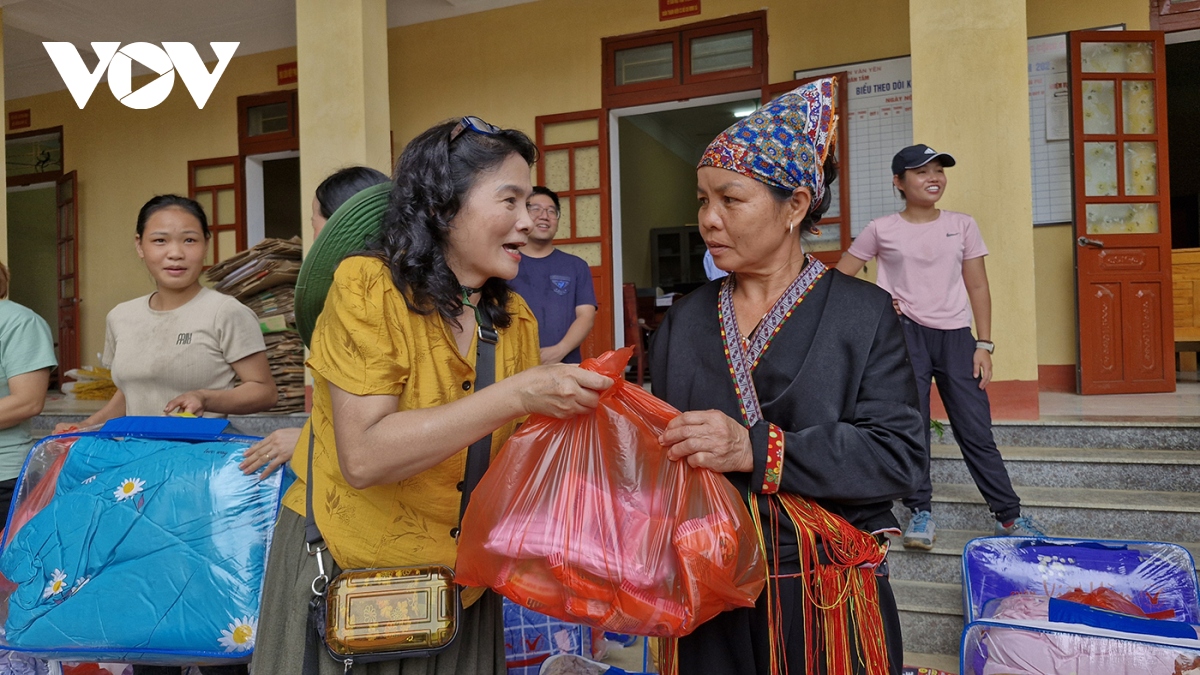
[{"left": 55, "top": 170, "right": 80, "bottom": 377}]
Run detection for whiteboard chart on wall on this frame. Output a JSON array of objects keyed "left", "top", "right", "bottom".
[{"left": 796, "top": 33, "right": 1073, "bottom": 232}]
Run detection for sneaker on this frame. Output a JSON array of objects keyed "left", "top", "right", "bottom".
[
  {"left": 995, "top": 514, "right": 1047, "bottom": 537},
  {"left": 902, "top": 510, "right": 936, "bottom": 550}
]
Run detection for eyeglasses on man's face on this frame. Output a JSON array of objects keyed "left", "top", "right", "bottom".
[{"left": 528, "top": 204, "right": 559, "bottom": 218}]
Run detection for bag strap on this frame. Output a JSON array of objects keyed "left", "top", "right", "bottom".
[{"left": 305, "top": 309, "right": 499, "bottom": 548}]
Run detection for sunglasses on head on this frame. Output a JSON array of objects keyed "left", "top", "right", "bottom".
[{"left": 449, "top": 116, "right": 502, "bottom": 143}]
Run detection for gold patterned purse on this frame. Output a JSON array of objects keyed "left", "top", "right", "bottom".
[{"left": 302, "top": 317, "right": 498, "bottom": 674}]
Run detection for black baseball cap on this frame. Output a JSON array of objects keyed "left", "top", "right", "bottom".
[{"left": 892, "top": 144, "right": 956, "bottom": 176}]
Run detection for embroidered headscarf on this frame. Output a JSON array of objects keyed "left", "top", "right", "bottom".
[{"left": 699, "top": 77, "right": 838, "bottom": 206}]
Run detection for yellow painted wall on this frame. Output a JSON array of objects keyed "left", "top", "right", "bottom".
[
  {"left": 617, "top": 119, "right": 699, "bottom": 289},
  {"left": 7, "top": 186, "right": 57, "bottom": 333},
  {"left": 4, "top": 46, "right": 297, "bottom": 367},
  {"left": 0, "top": 0, "right": 1158, "bottom": 371},
  {"left": 1024, "top": 0, "right": 1150, "bottom": 366},
  {"left": 1027, "top": 0, "right": 1150, "bottom": 34},
  {"left": 386, "top": 0, "right": 911, "bottom": 147},
  {"left": 1034, "top": 224, "right": 1077, "bottom": 365}
]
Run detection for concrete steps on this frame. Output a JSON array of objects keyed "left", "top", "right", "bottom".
[{"left": 889, "top": 441, "right": 1200, "bottom": 672}]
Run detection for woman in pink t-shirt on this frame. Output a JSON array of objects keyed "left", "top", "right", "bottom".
[{"left": 835, "top": 144, "right": 1045, "bottom": 550}]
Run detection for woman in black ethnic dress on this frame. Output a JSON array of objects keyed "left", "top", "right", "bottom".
[{"left": 649, "top": 77, "right": 925, "bottom": 675}]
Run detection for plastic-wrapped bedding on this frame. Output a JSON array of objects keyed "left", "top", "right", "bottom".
[
  {"left": 0, "top": 417, "right": 281, "bottom": 665},
  {"left": 960, "top": 619, "right": 1200, "bottom": 675},
  {"left": 962, "top": 536, "right": 1200, "bottom": 624}
]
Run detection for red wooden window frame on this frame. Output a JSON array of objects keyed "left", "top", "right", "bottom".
[
  {"left": 55, "top": 171, "right": 80, "bottom": 378},
  {"left": 535, "top": 110, "right": 614, "bottom": 359},
  {"left": 188, "top": 157, "right": 245, "bottom": 266},
  {"left": 602, "top": 11, "right": 768, "bottom": 109},
  {"left": 7, "top": 126, "right": 63, "bottom": 188},
  {"left": 237, "top": 90, "right": 299, "bottom": 156}
]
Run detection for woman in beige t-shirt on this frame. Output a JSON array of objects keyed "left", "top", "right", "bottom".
[{"left": 59, "top": 195, "right": 277, "bottom": 435}]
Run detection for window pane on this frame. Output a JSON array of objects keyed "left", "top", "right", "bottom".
[
  {"left": 544, "top": 119, "right": 598, "bottom": 145},
  {"left": 575, "top": 194, "right": 601, "bottom": 237},
  {"left": 1082, "top": 81, "right": 1116, "bottom": 135},
  {"left": 805, "top": 222, "right": 843, "bottom": 252},
  {"left": 690, "top": 30, "right": 753, "bottom": 75},
  {"left": 1124, "top": 142, "right": 1158, "bottom": 196},
  {"left": 615, "top": 43, "right": 674, "bottom": 86},
  {"left": 1122, "top": 81, "right": 1156, "bottom": 134},
  {"left": 1080, "top": 42, "right": 1154, "bottom": 73},
  {"left": 58, "top": 203, "right": 73, "bottom": 239},
  {"left": 544, "top": 150, "right": 570, "bottom": 192},
  {"left": 247, "top": 102, "right": 290, "bottom": 136},
  {"left": 216, "top": 189, "right": 237, "bottom": 225},
  {"left": 1086, "top": 203, "right": 1158, "bottom": 234},
  {"left": 557, "top": 243, "right": 601, "bottom": 266},
  {"left": 217, "top": 229, "right": 238, "bottom": 262},
  {"left": 1084, "top": 142, "right": 1117, "bottom": 196},
  {"left": 194, "top": 191, "right": 214, "bottom": 224},
  {"left": 824, "top": 179, "right": 841, "bottom": 219},
  {"left": 556, "top": 200, "right": 572, "bottom": 240},
  {"left": 194, "top": 164, "right": 234, "bottom": 188},
  {"left": 575, "top": 147, "right": 600, "bottom": 190},
  {"left": 7, "top": 132, "right": 63, "bottom": 179}
]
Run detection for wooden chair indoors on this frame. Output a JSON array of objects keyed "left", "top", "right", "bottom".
[{"left": 622, "top": 283, "right": 651, "bottom": 384}]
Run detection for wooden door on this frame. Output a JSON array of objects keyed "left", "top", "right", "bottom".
[
  {"left": 55, "top": 171, "right": 80, "bottom": 376},
  {"left": 763, "top": 72, "right": 851, "bottom": 267},
  {"left": 1071, "top": 31, "right": 1174, "bottom": 394},
  {"left": 188, "top": 157, "right": 244, "bottom": 267},
  {"left": 534, "top": 110, "right": 613, "bottom": 359}
]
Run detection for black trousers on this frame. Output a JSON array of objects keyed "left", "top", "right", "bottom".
[
  {"left": 899, "top": 317, "right": 1021, "bottom": 523},
  {"left": 0, "top": 477, "right": 15, "bottom": 527},
  {"left": 678, "top": 564, "right": 903, "bottom": 675}
]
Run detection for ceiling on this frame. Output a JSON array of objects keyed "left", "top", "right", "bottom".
[{"left": 0, "top": 0, "right": 539, "bottom": 100}]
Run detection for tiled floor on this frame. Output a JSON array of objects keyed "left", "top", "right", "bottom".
[{"left": 1036, "top": 380, "right": 1200, "bottom": 425}]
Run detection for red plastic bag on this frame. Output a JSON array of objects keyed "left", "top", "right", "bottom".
[{"left": 457, "top": 347, "right": 766, "bottom": 637}]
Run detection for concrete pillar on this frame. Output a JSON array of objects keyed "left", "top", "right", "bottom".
[
  {"left": 909, "top": 0, "right": 1039, "bottom": 418},
  {"left": 295, "top": 0, "right": 391, "bottom": 255}
]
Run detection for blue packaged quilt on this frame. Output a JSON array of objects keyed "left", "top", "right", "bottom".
[{"left": 0, "top": 418, "right": 281, "bottom": 665}]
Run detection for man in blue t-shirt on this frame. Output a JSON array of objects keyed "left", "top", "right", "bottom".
[{"left": 509, "top": 187, "right": 597, "bottom": 364}]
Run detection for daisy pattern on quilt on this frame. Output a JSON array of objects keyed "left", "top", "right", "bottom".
[
  {"left": 218, "top": 616, "right": 257, "bottom": 652},
  {"left": 114, "top": 477, "right": 145, "bottom": 501},
  {"left": 42, "top": 569, "right": 68, "bottom": 599}
]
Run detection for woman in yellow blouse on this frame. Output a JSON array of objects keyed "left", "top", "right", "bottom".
[{"left": 251, "top": 118, "right": 613, "bottom": 675}]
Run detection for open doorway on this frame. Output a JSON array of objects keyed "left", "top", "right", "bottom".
[
  {"left": 6, "top": 182, "right": 58, "bottom": 351},
  {"left": 245, "top": 151, "right": 301, "bottom": 246},
  {"left": 1167, "top": 31, "right": 1200, "bottom": 249},
  {"left": 1166, "top": 30, "right": 1200, "bottom": 380},
  {"left": 609, "top": 91, "right": 758, "bottom": 352}
]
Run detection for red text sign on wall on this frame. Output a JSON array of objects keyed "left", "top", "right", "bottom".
[
  {"left": 659, "top": 0, "right": 700, "bottom": 21},
  {"left": 8, "top": 110, "right": 30, "bottom": 130},
  {"left": 277, "top": 62, "right": 298, "bottom": 86}
]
